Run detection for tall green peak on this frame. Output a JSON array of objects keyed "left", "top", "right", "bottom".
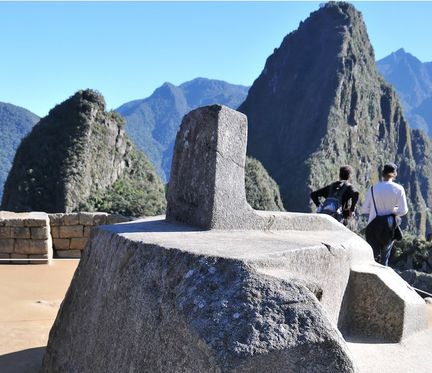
[{"left": 2, "top": 90, "right": 166, "bottom": 217}]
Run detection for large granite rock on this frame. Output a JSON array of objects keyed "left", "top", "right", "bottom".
[
  {"left": 42, "top": 103, "right": 427, "bottom": 372},
  {"left": 42, "top": 221, "right": 358, "bottom": 372}
]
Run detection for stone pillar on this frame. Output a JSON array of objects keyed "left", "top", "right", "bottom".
[{"left": 166, "top": 105, "right": 255, "bottom": 229}]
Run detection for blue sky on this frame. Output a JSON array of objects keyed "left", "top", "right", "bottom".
[{"left": 1, "top": 1, "right": 431, "bottom": 117}]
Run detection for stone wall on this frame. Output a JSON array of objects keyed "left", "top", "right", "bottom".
[
  {"left": 0, "top": 211, "right": 130, "bottom": 262},
  {"left": 49, "top": 212, "right": 130, "bottom": 258},
  {"left": 0, "top": 211, "right": 52, "bottom": 263}
]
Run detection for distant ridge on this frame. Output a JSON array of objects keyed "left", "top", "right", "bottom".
[
  {"left": 0, "top": 102, "right": 39, "bottom": 199},
  {"left": 116, "top": 78, "right": 249, "bottom": 180},
  {"left": 377, "top": 48, "right": 432, "bottom": 136}
]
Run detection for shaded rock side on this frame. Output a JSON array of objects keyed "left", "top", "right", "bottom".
[
  {"left": 41, "top": 227, "right": 355, "bottom": 373},
  {"left": 238, "top": 1, "right": 432, "bottom": 236},
  {"left": 1, "top": 90, "right": 166, "bottom": 216}
]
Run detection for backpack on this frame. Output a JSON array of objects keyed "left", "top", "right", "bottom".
[{"left": 317, "top": 182, "right": 349, "bottom": 221}]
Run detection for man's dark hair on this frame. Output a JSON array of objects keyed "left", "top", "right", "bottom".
[{"left": 339, "top": 165, "right": 353, "bottom": 180}]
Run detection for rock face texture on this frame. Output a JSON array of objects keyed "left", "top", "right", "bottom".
[
  {"left": 238, "top": 1, "right": 432, "bottom": 236},
  {"left": 1, "top": 90, "right": 166, "bottom": 217},
  {"left": 0, "top": 102, "right": 39, "bottom": 200},
  {"left": 41, "top": 225, "right": 358, "bottom": 373}
]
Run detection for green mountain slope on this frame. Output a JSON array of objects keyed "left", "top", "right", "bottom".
[
  {"left": 1, "top": 90, "right": 166, "bottom": 216},
  {"left": 0, "top": 102, "right": 39, "bottom": 199}
]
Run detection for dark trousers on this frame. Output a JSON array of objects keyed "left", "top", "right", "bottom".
[{"left": 373, "top": 239, "right": 394, "bottom": 266}]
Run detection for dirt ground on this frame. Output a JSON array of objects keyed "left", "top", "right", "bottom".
[
  {"left": 0, "top": 260, "right": 431, "bottom": 373},
  {"left": 0, "top": 260, "right": 78, "bottom": 373}
]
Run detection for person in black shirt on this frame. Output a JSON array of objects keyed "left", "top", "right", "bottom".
[{"left": 310, "top": 165, "right": 359, "bottom": 225}]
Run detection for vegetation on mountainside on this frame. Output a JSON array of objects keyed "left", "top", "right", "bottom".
[
  {"left": 2, "top": 90, "right": 166, "bottom": 216},
  {"left": 245, "top": 157, "right": 284, "bottom": 211},
  {"left": 81, "top": 149, "right": 166, "bottom": 217},
  {"left": 390, "top": 235, "right": 432, "bottom": 273},
  {"left": 0, "top": 103, "right": 39, "bottom": 199}
]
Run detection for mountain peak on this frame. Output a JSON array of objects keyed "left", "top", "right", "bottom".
[{"left": 239, "top": 2, "right": 431, "bottom": 235}]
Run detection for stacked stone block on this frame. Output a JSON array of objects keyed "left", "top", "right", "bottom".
[
  {"left": 49, "top": 212, "right": 130, "bottom": 258},
  {"left": 0, "top": 211, "right": 52, "bottom": 263}
]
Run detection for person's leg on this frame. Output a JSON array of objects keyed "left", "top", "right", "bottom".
[{"left": 380, "top": 240, "right": 394, "bottom": 266}]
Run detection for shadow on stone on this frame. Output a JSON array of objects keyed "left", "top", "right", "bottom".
[{"left": 0, "top": 347, "right": 45, "bottom": 373}]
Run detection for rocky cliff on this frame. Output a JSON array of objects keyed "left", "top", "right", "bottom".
[
  {"left": 239, "top": 1, "right": 432, "bottom": 236},
  {"left": 117, "top": 78, "right": 249, "bottom": 180},
  {"left": 0, "top": 102, "right": 39, "bottom": 200},
  {"left": 1, "top": 90, "right": 166, "bottom": 216}
]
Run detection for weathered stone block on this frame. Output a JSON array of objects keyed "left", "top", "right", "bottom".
[
  {"left": 28, "top": 254, "right": 49, "bottom": 264},
  {"left": 0, "top": 227, "right": 11, "bottom": 238},
  {"left": 15, "top": 239, "right": 49, "bottom": 255},
  {"left": 339, "top": 265, "right": 427, "bottom": 342},
  {"left": 49, "top": 213, "right": 64, "bottom": 226},
  {"left": 4, "top": 219, "right": 25, "bottom": 227},
  {"left": 10, "top": 253, "right": 28, "bottom": 264},
  {"left": 59, "top": 225, "right": 83, "bottom": 238},
  {"left": 23, "top": 214, "right": 49, "bottom": 227},
  {"left": 93, "top": 213, "right": 108, "bottom": 226},
  {"left": 63, "top": 213, "right": 79, "bottom": 226},
  {"left": 83, "top": 226, "right": 93, "bottom": 238},
  {"left": 50, "top": 226, "right": 60, "bottom": 239},
  {"left": 106, "top": 214, "right": 130, "bottom": 225},
  {"left": 0, "top": 239, "right": 15, "bottom": 253},
  {"left": 78, "top": 212, "right": 95, "bottom": 226},
  {"left": 31, "top": 226, "right": 50, "bottom": 240},
  {"left": 11, "top": 227, "right": 31, "bottom": 239},
  {"left": 70, "top": 238, "right": 87, "bottom": 251},
  {"left": 167, "top": 105, "right": 255, "bottom": 229},
  {"left": 56, "top": 250, "right": 81, "bottom": 259},
  {"left": 53, "top": 239, "right": 70, "bottom": 250}
]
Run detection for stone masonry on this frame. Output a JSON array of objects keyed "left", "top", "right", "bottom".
[
  {"left": 0, "top": 211, "right": 51, "bottom": 264},
  {"left": 49, "top": 212, "right": 130, "bottom": 258},
  {"left": 0, "top": 211, "right": 130, "bottom": 262}
]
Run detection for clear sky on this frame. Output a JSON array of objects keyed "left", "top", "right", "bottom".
[{"left": 0, "top": 1, "right": 431, "bottom": 117}]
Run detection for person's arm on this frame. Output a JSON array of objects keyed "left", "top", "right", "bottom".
[
  {"left": 341, "top": 186, "right": 358, "bottom": 218},
  {"left": 395, "top": 188, "right": 408, "bottom": 216},
  {"left": 310, "top": 185, "right": 329, "bottom": 207},
  {"left": 359, "top": 187, "right": 372, "bottom": 215}
]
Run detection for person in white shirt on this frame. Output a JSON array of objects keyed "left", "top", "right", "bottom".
[{"left": 360, "top": 163, "right": 408, "bottom": 265}]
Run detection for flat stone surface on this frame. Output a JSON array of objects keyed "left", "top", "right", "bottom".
[
  {"left": 348, "top": 328, "right": 432, "bottom": 373},
  {"left": 104, "top": 216, "right": 370, "bottom": 261}
]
